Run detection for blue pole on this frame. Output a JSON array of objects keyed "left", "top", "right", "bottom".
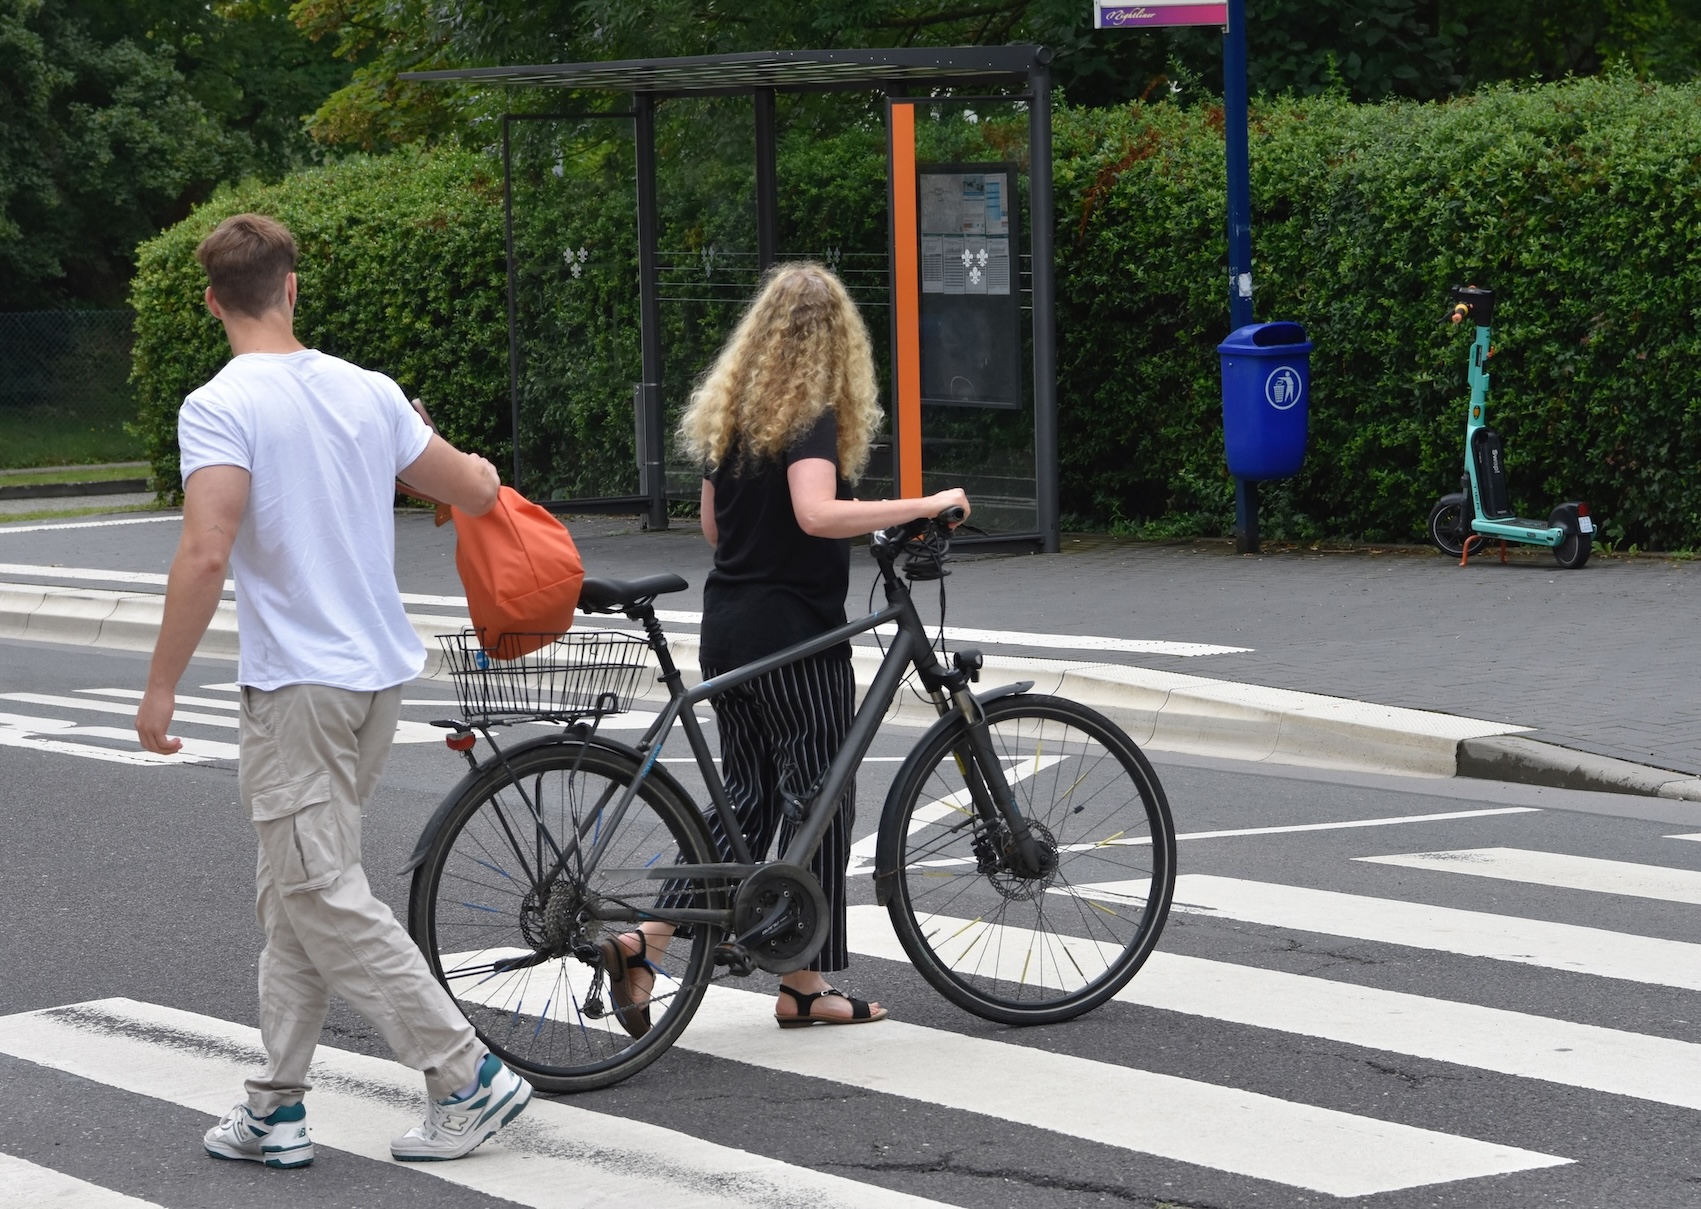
[
  {"left": 1223, "top": 0, "right": 1252, "bottom": 331},
  {"left": 1223, "top": 0, "right": 1258, "bottom": 551}
]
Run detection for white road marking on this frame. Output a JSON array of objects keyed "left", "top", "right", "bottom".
[
  {"left": 440, "top": 950, "right": 1567, "bottom": 1196},
  {"left": 2, "top": 691, "right": 443, "bottom": 744},
  {"left": 0, "top": 1153, "right": 166, "bottom": 1208},
  {"left": 845, "top": 906, "right": 1701, "bottom": 1114},
  {"left": 3, "top": 565, "right": 1250, "bottom": 657},
  {"left": 1092, "top": 874, "right": 1701, "bottom": 991},
  {"left": 0, "top": 516, "right": 179, "bottom": 536},
  {"left": 0, "top": 998, "right": 952, "bottom": 1209},
  {"left": 1358, "top": 847, "right": 1701, "bottom": 905},
  {"left": 1666, "top": 833, "right": 1701, "bottom": 842},
  {"left": 1165, "top": 807, "right": 1538, "bottom": 843},
  {"left": 678, "top": 986, "right": 1566, "bottom": 1197},
  {"left": 0, "top": 713, "right": 236, "bottom": 763}
]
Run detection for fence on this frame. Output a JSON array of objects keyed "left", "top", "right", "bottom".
[{"left": 0, "top": 310, "right": 140, "bottom": 469}]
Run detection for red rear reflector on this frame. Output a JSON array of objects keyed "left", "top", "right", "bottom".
[
  {"left": 445, "top": 733, "right": 477, "bottom": 752},
  {"left": 1578, "top": 502, "right": 1590, "bottom": 516}
]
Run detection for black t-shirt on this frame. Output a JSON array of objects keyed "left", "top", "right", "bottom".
[{"left": 699, "top": 411, "right": 852, "bottom": 669}]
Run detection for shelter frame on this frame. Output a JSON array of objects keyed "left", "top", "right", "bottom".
[{"left": 405, "top": 47, "right": 1060, "bottom": 551}]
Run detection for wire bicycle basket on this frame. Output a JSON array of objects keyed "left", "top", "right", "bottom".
[{"left": 437, "top": 629, "right": 653, "bottom": 723}]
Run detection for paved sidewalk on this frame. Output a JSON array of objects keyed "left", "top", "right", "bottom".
[{"left": 0, "top": 507, "right": 1691, "bottom": 779}]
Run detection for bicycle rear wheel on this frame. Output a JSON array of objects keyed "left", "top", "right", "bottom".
[
  {"left": 409, "top": 740, "right": 723, "bottom": 1092},
  {"left": 882, "top": 694, "right": 1175, "bottom": 1024}
]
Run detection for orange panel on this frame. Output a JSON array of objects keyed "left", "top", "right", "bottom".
[{"left": 889, "top": 102, "right": 923, "bottom": 500}]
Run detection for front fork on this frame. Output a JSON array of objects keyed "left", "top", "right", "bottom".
[{"left": 927, "top": 653, "right": 1055, "bottom": 880}]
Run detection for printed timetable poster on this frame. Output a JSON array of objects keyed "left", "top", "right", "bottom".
[{"left": 916, "top": 164, "right": 1023, "bottom": 409}]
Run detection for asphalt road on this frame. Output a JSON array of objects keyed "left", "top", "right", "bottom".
[{"left": 5, "top": 637, "right": 1701, "bottom": 1207}]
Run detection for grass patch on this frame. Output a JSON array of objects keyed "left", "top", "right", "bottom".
[
  {"left": 0, "top": 463, "right": 148, "bottom": 487},
  {"left": 0, "top": 402, "right": 144, "bottom": 470}
]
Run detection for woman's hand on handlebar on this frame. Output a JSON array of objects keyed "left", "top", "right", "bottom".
[{"left": 928, "top": 488, "right": 970, "bottom": 525}]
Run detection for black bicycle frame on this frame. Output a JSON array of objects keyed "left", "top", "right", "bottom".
[{"left": 538, "top": 540, "right": 1038, "bottom": 925}]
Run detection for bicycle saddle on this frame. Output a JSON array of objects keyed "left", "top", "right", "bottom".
[{"left": 578, "top": 573, "right": 690, "bottom": 613}]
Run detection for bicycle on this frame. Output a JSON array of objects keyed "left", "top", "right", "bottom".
[{"left": 404, "top": 510, "right": 1177, "bottom": 1092}]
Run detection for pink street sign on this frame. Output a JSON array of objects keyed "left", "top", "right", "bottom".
[{"left": 1093, "top": 1, "right": 1229, "bottom": 28}]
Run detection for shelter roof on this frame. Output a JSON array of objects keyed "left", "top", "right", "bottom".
[{"left": 400, "top": 45, "right": 1049, "bottom": 95}]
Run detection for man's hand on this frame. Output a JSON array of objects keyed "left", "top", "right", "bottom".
[{"left": 136, "top": 687, "right": 182, "bottom": 755}]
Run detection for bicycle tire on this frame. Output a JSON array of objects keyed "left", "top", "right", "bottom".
[
  {"left": 408, "top": 740, "right": 724, "bottom": 1092},
  {"left": 881, "top": 695, "right": 1176, "bottom": 1025}
]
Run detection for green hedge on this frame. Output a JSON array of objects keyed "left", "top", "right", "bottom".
[
  {"left": 132, "top": 77, "right": 1701, "bottom": 547},
  {"left": 1054, "top": 75, "right": 1701, "bottom": 547},
  {"left": 129, "top": 147, "right": 508, "bottom": 496}
]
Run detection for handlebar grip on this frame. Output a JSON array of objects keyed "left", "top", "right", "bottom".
[{"left": 937, "top": 505, "right": 967, "bottom": 525}]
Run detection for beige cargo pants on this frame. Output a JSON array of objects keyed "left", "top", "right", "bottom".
[{"left": 240, "top": 683, "right": 481, "bottom": 1115}]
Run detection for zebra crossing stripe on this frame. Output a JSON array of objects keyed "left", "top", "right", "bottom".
[
  {"left": 435, "top": 945, "right": 1569, "bottom": 1196},
  {"left": 674, "top": 984, "right": 1568, "bottom": 1197},
  {"left": 1357, "top": 847, "right": 1701, "bottom": 905},
  {"left": 1141, "top": 875, "right": 1701, "bottom": 991},
  {"left": 0, "top": 1153, "right": 165, "bottom": 1208},
  {"left": 0, "top": 998, "right": 951, "bottom": 1209},
  {"left": 844, "top": 906, "right": 1701, "bottom": 1113}
]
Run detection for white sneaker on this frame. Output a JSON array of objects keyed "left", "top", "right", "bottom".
[
  {"left": 204, "top": 1101, "right": 314, "bottom": 1169},
  {"left": 390, "top": 1054, "right": 533, "bottom": 1162}
]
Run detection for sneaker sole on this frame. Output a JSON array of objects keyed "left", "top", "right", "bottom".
[
  {"left": 204, "top": 1143, "right": 315, "bottom": 1169},
  {"left": 391, "top": 1079, "right": 533, "bottom": 1163}
]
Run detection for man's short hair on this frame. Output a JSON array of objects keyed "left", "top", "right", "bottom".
[{"left": 195, "top": 214, "right": 298, "bottom": 319}]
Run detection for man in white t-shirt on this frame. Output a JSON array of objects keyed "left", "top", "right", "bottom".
[{"left": 137, "top": 213, "right": 531, "bottom": 1168}]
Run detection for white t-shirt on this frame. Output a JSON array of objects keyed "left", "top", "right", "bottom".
[{"left": 178, "top": 349, "right": 433, "bottom": 692}]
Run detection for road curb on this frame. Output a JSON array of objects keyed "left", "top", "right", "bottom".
[
  {"left": 1457, "top": 735, "right": 1701, "bottom": 802},
  {"left": 2, "top": 581, "right": 1543, "bottom": 784}
]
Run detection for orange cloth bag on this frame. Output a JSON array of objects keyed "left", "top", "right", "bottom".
[{"left": 443, "top": 486, "right": 584, "bottom": 658}]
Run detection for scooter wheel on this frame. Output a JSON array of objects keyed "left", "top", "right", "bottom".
[
  {"left": 1428, "top": 495, "right": 1470, "bottom": 558},
  {"left": 1549, "top": 504, "right": 1592, "bottom": 569}
]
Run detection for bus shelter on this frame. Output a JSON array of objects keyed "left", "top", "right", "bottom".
[{"left": 404, "top": 46, "right": 1060, "bottom": 552}]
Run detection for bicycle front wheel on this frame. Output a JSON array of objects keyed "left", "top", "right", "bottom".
[
  {"left": 409, "top": 740, "right": 724, "bottom": 1092},
  {"left": 882, "top": 695, "right": 1176, "bottom": 1024}
]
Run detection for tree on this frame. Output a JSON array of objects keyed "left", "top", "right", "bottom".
[
  {"left": 286, "top": 0, "right": 1701, "bottom": 153},
  {"left": 0, "top": 0, "right": 351, "bottom": 308}
]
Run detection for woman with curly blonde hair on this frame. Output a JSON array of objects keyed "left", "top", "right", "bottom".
[{"left": 601, "top": 262, "right": 968, "bottom": 1032}]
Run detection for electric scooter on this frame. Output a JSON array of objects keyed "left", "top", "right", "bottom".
[{"left": 1426, "top": 286, "right": 1594, "bottom": 569}]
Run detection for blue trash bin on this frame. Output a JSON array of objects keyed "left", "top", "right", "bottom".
[{"left": 1219, "top": 321, "right": 1312, "bottom": 480}]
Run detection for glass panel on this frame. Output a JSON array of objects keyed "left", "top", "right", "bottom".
[
  {"left": 911, "top": 100, "right": 1038, "bottom": 536},
  {"left": 507, "top": 116, "right": 641, "bottom": 503}
]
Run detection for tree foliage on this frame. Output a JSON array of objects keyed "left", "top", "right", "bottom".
[
  {"left": 289, "top": 0, "right": 1701, "bottom": 152},
  {"left": 0, "top": 0, "right": 350, "bottom": 308}
]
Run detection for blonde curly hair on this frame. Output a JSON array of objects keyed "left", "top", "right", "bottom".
[{"left": 678, "top": 262, "right": 883, "bottom": 482}]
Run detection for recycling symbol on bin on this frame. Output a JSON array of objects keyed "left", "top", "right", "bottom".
[{"left": 1264, "top": 366, "right": 1303, "bottom": 410}]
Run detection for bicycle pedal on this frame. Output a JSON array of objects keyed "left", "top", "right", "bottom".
[{"left": 713, "top": 942, "right": 756, "bottom": 977}]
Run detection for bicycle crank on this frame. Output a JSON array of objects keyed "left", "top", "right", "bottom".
[{"left": 722, "top": 862, "right": 829, "bottom": 975}]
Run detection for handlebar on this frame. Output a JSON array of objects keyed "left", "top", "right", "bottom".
[{"left": 871, "top": 506, "right": 965, "bottom": 556}]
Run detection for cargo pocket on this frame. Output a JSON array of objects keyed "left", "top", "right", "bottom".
[{"left": 275, "top": 796, "right": 348, "bottom": 895}]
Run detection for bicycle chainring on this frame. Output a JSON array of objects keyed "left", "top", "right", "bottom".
[{"left": 731, "top": 862, "right": 829, "bottom": 975}]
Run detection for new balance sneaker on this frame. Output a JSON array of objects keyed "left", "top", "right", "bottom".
[
  {"left": 390, "top": 1054, "right": 533, "bottom": 1162},
  {"left": 203, "top": 1101, "right": 314, "bottom": 1169}
]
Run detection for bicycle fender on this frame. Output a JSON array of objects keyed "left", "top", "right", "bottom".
[
  {"left": 871, "top": 681, "right": 1033, "bottom": 906},
  {"left": 397, "top": 731, "right": 697, "bottom": 876}
]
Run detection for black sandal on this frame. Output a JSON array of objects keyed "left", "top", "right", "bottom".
[
  {"left": 599, "top": 932, "right": 653, "bottom": 1039},
  {"left": 774, "top": 985, "right": 888, "bottom": 1028}
]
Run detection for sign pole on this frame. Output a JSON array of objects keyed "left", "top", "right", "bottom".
[
  {"left": 1094, "top": 0, "right": 1257, "bottom": 551},
  {"left": 1222, "top": 0, "right": 1258, "bottom": 552}
]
